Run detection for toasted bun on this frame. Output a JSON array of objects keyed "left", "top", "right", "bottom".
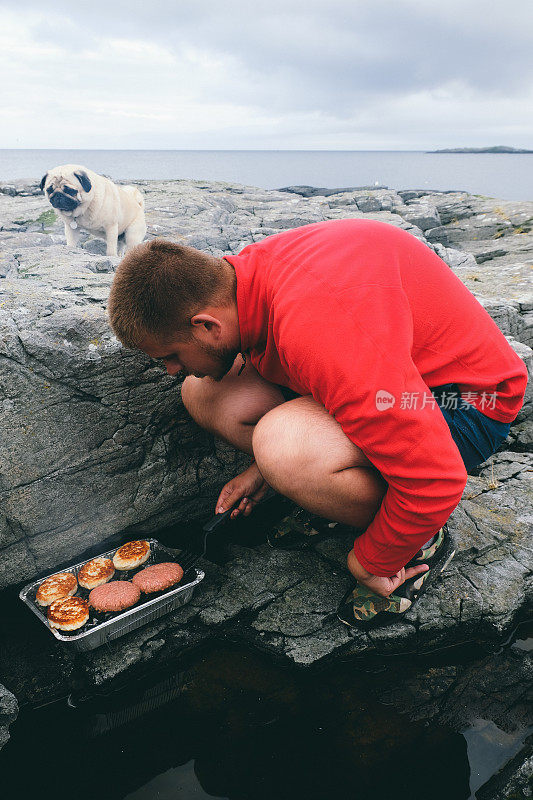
[
  {"left": 113, "top": 540, "right": 150, "bottom": 570},
  {"left": 89, "top": 581, "right": 141, "bottom": 613},
  {"left": 78, "top": 557, "right": 115, "bottom": 589},
  {"left": 47, "top": 596, "right": 89, "bottom": 631},
  {"left": 132, "top": 562, "right": 184, "bottom": 594},
  {"left": 36, "top": 572, "right": 77, "bottom": 607}
]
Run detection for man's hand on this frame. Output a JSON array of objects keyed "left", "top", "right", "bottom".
[
  {"left": 347, "top": 549, "right": 429, "bottom": 598},
  {"left": 216, "top": 461, "right": 270, "bottom": 520}
]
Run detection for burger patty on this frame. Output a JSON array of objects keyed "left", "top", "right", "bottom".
[
  {"left": 47, "top": 596, "right": 89, "bottom": 631},
  {"left": 113, "top": 540, "right": 151, "bottom": 570},
  {"left": 36, "top": 572, "right": 77, "bottom": 607},
  {"left": 78, "top": 557, "right": 115, "bottom": 589},
  {"left": 89, "top": 580, "right": 141, "bottom": 613},
  {"left": 132, "top": 562, "right": 184, "bottom": 593}
]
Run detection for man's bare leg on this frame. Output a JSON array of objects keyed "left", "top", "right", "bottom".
[
  {"left": 181, "top": 356, "right": 285, "bottom": 457},
  {"left": 181, "top": 358, "right": 387, "bottom": 529},
  {"left": 182, "top": 359, "right": 430, "bottom": 598},
  {"left": 251, "top": 396, "right": 387, "bottom": 528}
]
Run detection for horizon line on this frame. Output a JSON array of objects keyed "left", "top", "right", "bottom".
[{"left": 0, "top": 147, "right": 527, "bottom": 153}]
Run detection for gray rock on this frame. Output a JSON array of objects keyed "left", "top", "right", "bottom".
[
  {"left": 0, "top": 181, "right": 42, "bottom": 197},
  {"left": 0, "top": 254, "right": 19, "bottom": 279},
  {"left": 379, "top": 646, "right": 532, "bottom": 733},
  {"left": 400, "top": 200, "right": 441, "bottom": 231},
  {"left": 507, "top": 418, "right": 533, "bottom": 451},
  {"left": 432, "top": 196, "right": 478, "bottom": 225},
  {"left": 377, "top": 646, "right": 533, "bottom": 800},
  {"left": 425, "top": 225, "right": 451, "bottom": 246},
  {"left": 521, "top": 311, "right": 533, "bottom": 348},
  {"left": 430, "top": 242, "right": 478, "bottom": 270},
  {"left": 354, "top": 194, "right": 383, "bottom": 212},
  {"left": 0, "top": 684, "right": 18, "bottom": 751},
  {"left": 81, "top": 238, "right": 109, "bottom": 255},
  {"left": 505, "top": 337, "right": 533, "bottom": 421},
  {"left": 477, "top": 734, "right": 533, "bottom": 800},
  {"left": 479, "top": 301, "right": 528, "bottom": 339},
  {"left": 398, "top": 189, "right": 437, "bottom": 202},
  {"left": 72, "top": 458, "right": 533, "bottom": 685},
  {"left": 278, "top": 185, "right": 387, "bottom": 197},
  {"left": 0, "top": 179, "right": 531, "bottom": 686},
  {"left": 0, "top": 282, "right": 249, "bottom": 587}
]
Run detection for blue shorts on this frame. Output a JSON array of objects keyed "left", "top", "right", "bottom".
[
  {"left": 280, "top": 382, "right": 512, "bottom": 473},
  {"left": 430, "top": 383, "right": 511, "bottom": 472}
]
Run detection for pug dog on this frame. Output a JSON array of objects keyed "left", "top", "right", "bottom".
[{"left": 40, "top": 164, "right": 147, "bottom": 256}]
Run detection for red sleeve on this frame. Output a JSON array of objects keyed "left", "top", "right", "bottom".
[{"left": 276, "top": 280, "right": 468, "bottom": 577}]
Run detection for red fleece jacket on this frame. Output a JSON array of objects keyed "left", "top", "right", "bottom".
[{"left": 224, "top": 220, "right": 528, "bottom": 576}]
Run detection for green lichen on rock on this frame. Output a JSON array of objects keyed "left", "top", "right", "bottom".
[
  {"left": 13, "top": 210, "right": 57, "bottom": 229},
  {"left": 36, "top": 209, "right": 57, "bottom": 228}
]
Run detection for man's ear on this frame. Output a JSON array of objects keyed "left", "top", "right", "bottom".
[{"left": 190, "top": 313, "right": 222, "bottom": 339}]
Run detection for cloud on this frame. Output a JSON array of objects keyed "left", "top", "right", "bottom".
[{"left": 0, "top": 1, "right": 532, "bottom": 148}]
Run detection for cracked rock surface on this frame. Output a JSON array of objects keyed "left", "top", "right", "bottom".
[
  {"left": 0, "top": 683, "right": 18, "bottom": 750},
  {"left": 0, "top": 179, "right": 531, "bottom": 684},
  {"left": 477, "top": 734, "right": 533, "bottom": 800}
]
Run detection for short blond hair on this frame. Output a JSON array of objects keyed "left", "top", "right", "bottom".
[{"left": 108, "top": 239, "right": 234, "bottom": 347}]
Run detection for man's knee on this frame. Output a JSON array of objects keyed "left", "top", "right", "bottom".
[
  {"left": 182, "top": 373, "right": 287, "bottom": 437},
  {"left": 252, "top": 404, "right": 308, "bottom": 484},
  {"left": 252, "top": 398, "right": 367, "bottom": 473},
  {"left": 181, "top": 376, "right": 211, "bottom": 422},
  {"left": 252, "top": 398, "right": 382, "bottom": 490}
]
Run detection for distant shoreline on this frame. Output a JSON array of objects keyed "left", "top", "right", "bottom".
[
  {"left": 430, "top": 146, "right": 533, "bottom": 154},
  {"left": 0, "top": 149, "right": 531, "bottom": 201}
]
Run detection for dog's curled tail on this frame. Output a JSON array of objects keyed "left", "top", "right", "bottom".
[
  {"left": 133, "top": 187, "right": 145, "bottom": 209},
  {"left": 124, "top": 185, "right": 145, "bottom": 209}
]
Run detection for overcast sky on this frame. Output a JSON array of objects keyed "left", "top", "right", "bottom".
[{"left": 1, "top": 0, "right": 532, "bottom": 150}]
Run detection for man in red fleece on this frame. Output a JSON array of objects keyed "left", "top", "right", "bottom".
[{"left": 108, "top": 219, "right": 528, "bottom": 622}]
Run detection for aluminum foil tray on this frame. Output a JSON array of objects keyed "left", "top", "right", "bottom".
[{"left": 19, "top": 538, "right": 205, "bottom": 652}]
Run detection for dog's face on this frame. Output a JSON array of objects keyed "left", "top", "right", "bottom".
[{"left": 40, "top": 167, "right": 92, "bottom": 213}]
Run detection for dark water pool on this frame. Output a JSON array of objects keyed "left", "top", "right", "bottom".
[{"left": 1, "top": 634, "right": 531, "bottom": 800}]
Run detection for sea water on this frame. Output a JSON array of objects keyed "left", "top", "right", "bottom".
[{"left": 0, "top": 149, "right": 531, "bottom": 201}]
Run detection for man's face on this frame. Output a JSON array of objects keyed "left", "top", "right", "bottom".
[{"left": 141, "top": 333, "right": 239, "bottom": 382}]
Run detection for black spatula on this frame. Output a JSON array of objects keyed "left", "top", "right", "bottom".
[
  {"left": 174, "top": 507, "right": 234, "bottom": 574},
  {"left": 169, "top": 490, "right": 276, "bottom": 575}
]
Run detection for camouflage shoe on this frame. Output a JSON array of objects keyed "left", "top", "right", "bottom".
[
  {"left": 337, "top": 524, "right": 455, "bottom": 629},
  {"left": 405, "top": 523, "right": 454, "bottom": 569},
  {"left": 267, "top": 506, "right": 341, "bottom": 550}
]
